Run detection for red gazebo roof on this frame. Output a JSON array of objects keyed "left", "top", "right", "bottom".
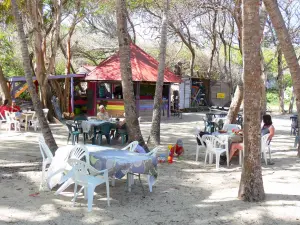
[{"left": 85, "top": 43, "right": 181, "bottom": 83}]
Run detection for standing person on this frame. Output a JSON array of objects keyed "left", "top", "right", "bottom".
[
  {"left": 11, "top": 100, "right": 21, "bottom": 112},
  {"left": 261, "top": 114, "right": 275, "bottom": 141},
  {"left": 97, "top": 105, "right": 109, "bottom": 120}
]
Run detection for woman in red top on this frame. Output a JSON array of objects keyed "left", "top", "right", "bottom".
[{"left": 0, "top": 99, "right": 11, "bottom": 118}]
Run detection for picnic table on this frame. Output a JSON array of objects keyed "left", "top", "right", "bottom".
[
  {"left": 81, "top": 120, "right": 117, "bottom": 144},
  {"left": 90, "top": 150, "right": 157, "bottom": 191},
  {"left": 47, "top": 146, "right": 157, "bottom": 193}
]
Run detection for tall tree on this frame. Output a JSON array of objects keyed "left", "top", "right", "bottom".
[
  {"left": 148, "top": 0, "right": 169, "bottom": 145},
  {"left": 263, "top": 0, "right": 300, "bottom": 157},
  {"left": 11, "top": 0, "right": 58, "bottom": 153},
  {"left": 0, "top": 65, "right": 11, "bottom": 103},
  {"left": 238, "top": 0, "right": 265, "bottom": 201},
  {"left": 116, "top": 0, "right": 148, "bottom": 152}
]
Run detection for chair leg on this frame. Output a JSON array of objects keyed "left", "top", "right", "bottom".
[
  {"left": 73, "top": 183, "right": 78, "bottom": 206},
  {"left": 40, "top": 162, "right": 46, "bottom": 190},
  {"left": 106, "top": 179, "right": 110, "bottom": 207},
  {"left": 87, "top": 185, "right": 95, "bottom": 212},
  {"left": 147, "top": 175, "right": 153, "bottom": 192},
  {"left": 204, "top": 150, "right": 208, "bottom": 166},
  {"left": 111, "top": 177, "right": 115, "bottom": 187},
  {"left": 67, "top": 133, "right": 71, "bottom": 144},
  {"left": 55, "top": 178, "right": 74, "bottom": 195},
  {"left": 196, "top": 145, "right": 199, "bottom": 162},
  {"left": 216, "top": 153, "right": 220, "bottom": 170},
  {"left": 106, "top": 135, "right": 110, "bottom": 144},
  {"left": 72, "top": 135, "right": 75, "bottom": 145}
]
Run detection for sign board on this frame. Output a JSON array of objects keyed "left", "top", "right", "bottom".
[{"left": 217, "top": 92, "right": 225, "bottom": 99}]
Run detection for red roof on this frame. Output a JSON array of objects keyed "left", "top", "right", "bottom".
[{"left": 85, "top": 44, "right": 181, "bottom": 83}]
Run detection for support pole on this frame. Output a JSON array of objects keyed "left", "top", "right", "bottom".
[
  {"left": 71, "top": 77, "right": 74, "bottom": 113},
  {"left": 136, "top": 82, "right": 140, "bottom": 117},
  {"left": 168, "top": 84, "right": 171, "bottom": 118}
]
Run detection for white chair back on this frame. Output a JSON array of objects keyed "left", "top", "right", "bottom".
[
  {"left": 38, "top": 136, "right": 54, "bottom": 161},
  {"left": 4, "top": 111, "right": 12, "bottom": 122},
  {"left": 43, "top": 108, "right": 49, "bottom": 118},
  {"left": 146, "top": 147, "right": 160, "bottom": 157},
  {"left": 69, "top": 145, "right": 89, "bottom": 162},
  {"left": 122, "top": 141, "right": 139, "bottom": 152},
  {"left": 0, "top": 113, "right": 6, "bottom": 121},
  {"left": 222, "top": 124, "right": 241, "bottom": 131},
  {"left": 196, "top": 134, "right": 205, "bottom": 146},
  {"left": 261, "top": 134, "right": 270, "bottom": 149},
  {"left": 202, "top": 135, "right": 223, "bottom": 149}
]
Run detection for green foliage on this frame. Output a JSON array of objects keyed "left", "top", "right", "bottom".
[
  {"left": 0, "top": 30, "right": 24, "bottom": 77},
  {"left": 55, "top": 60, "right": 66, "bottom": 75},
  {"left": 266, "top": 89, "right": 278, "bottom": 104},
  {"left": 19, "top": 90, "right": 31, "bottom": 101}
]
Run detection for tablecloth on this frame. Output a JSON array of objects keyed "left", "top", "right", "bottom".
[{"left": 47, "top": 145, "right": 116, "bottom": 189}]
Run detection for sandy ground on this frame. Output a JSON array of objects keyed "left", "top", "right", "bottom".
[{"left": 0, "top": 112, "right": 299, "bottom": 225}]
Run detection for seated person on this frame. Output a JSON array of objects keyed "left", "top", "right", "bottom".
[
  {"left": 97, "top": 105, "right": 109, "bottom": 120},
  {"left": 11, "top": 100, "right": 21, "bottom": 112},
  {"left": 0, "top": 99, "right": 11, "bottom": 118},
  {"left": 261, "top": 114, "right": 275, "bottom": 141},
  {"left": 117, "top": 113, "right": 126, "bottom": 129}
]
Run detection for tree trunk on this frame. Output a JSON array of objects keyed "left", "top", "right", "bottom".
[
  {"left": 263, "top": 0, "right": 300, "bottom": 157},
  {"left": 148, "top": 0, "right": 169, "bottom": 145},
  {"left": 11, "top": 0, "right": 58, "bottom": 153},
  {"left": 277, "top": 47, "right": 285, "bottom": 113},
  {"left": 116, "top": 0, "right": 148, "bottom": 152},
  {"left": 225, "top": 83, "right": 243, "bottom": 124},
  {"left": 238, "top": 0, "right": 265, "bottom": 201},
  {"left": 288, "top": 90, "right": 294, "bottom": 114},
  {"left": 260, "top": 52, "right": 267, "bottom": 117},
  {"left": 0, "top": 65, "right": 11, "bottom": 103}
]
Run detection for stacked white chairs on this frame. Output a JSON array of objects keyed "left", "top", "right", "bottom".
[
  {"left": 5, "top": 111, "right": 20, "bottom": 131},
  {"left": 122, "top": 141, "right": 139, "bottom": 152},
  {"left": 67, "top": 158, "right": 110, "bottom": 212},
  {"left": 222, "top": 124, "right": 241, "bottom": 132},
  {"left": 55, "top": 145, "right": 89, "bottom": 195},
  {"left": 261, "top": 134, "right": 271, "bottom": 165},
  {"left": 38, "top": 136, "right": 54, "bottom": 190},
  {"left": 202, "top": 135, "right": 227, "bottom": 170},
  {"left": 195, "top": 134, "right": 206, "bottom": 162}
]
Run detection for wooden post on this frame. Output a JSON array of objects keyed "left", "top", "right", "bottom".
[
  {"left": 168, "top": 84, "right": 171, "bottom": 117},
  {"left": 70, "top": 77, "right": 74, "bottom": 113},
  {"left": 136, "top": 82, "right": 140, "bottom": 117},
  {"left": 11, "top": 82, "right": 15, "bottom": 100}
]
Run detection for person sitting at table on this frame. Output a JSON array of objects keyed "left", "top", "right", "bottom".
[
  {"left": 11, "top": 100, "right": 21, "bottom": 112},
  {"left": 97, "top": 105, "right": 109, "bottom": 120},
  {"left": 0, "top": 99, "right": 10, "bottom": 118},
  {"left": 261, "top": 114, "right": 275, "bottom": 141}
]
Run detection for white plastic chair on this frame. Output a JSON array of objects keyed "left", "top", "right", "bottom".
[
  {"left": 202, "top": 135, "right": 227, "bottom": 170},
  {"left": 146, "top": 147, "right": 159, "bottom": 156},
  {"left": 29, "top": 112, "right": 39, "bottom": 131},
  {"left": 29, "top": 109, "right": 48, "bottom": 131},
  {"left": 0, "top": 113, "right": 6, "bottom": 130},
  {"left": 67, "top": 158, "right": 110, "bottom": 212},
  {"left": 261, "top": 134, "right": 271, "bottom": 165},
  {"left": 38, "top": 135, "right": 54, "bottom": 190},
  {"left": 122, "top": 141, "right": 139, "bottom": 152},
  {"left": 55, "top": 145, "right": 90, "bottom": 195},
  {"left": 195, "top": 134, "right": 206, "bottom": 162},
  {"left": 5, "top": 111, "right": 20, "bottom": 131},
  {"left": 222, "top": 124, "right": 241, "bottom": 132}
]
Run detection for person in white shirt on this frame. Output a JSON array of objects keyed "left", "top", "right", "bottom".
[{"left": 97, "top": 105, "right": 109, "bottom": 120}]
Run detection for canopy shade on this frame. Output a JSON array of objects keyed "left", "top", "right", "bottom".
[{"left": 85, "top": 43, "right": 181, "bottom": 83}]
